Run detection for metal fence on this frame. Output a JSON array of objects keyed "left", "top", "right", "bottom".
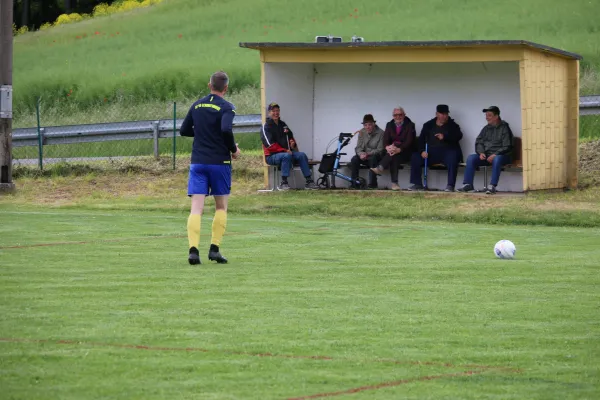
[
  {"left": 11, "top": 97, "right": 600, "bottom": 171},
  {"left": 12, "top": 113, "right": 261, "bottom": 169}
]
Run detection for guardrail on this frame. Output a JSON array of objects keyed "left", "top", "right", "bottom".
[
  {"left": 579, "top": 95, "right": 600, "bottom": 115},
  {"left": 11, "top": 95, "right": 600, "bottom": 158},
  {"left": 12, "top": 114, "right": 262, "bottom": 158}
]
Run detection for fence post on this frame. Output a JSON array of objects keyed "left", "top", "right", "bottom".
[
  {"left": 152, "top": 120, "right": 160, "bottom": 160},
  {"left": 172, "top": 102, "right": 176, "bottom": 170},
  {"left": 36, "top": 97, "right": 43, "bottom": 170}
]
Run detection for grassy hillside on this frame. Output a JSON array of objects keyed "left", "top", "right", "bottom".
[{"left": 13, "top": 0, "right": 600, "bottom": 127}]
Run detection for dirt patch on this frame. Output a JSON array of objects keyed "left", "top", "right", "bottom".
[
  {"left": 579, "top": 140, "right": 600, "bottom": 173},
  {"left": 4, "top": 144, "right": 600, "bottom": 208}
]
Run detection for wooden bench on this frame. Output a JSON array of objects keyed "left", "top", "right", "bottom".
[
  {"left": 270, "top": 138, "right": 523, "bottom": 190},
  {"left": 481, "top": 137, "right": 523, "bottom": 183},
  {"left": 427, "top": 137, "right": 523, "bottom": 178}
]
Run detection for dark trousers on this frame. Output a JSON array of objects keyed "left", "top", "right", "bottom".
[
  {"left": 379, "top": 152, "right": 412, "bottom": 183},
  {"left": 350, "top": 154, "right": 381, "bottom": 186},
  {"left": 410, "top": 147, "right": 461, "bottom": 187}
]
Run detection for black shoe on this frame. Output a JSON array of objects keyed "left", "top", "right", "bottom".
[
  {"left": 485, "top": 185, "right": 497, "bottom": 195},
  {"left": 208, "top": 244, "right": 228, "bottom": 264},
  {"left": 188, "top": 247, "right": 201, "bottom": 265},
  {"left": 457, "top": 184, "right": 475, "bottom": 192},
  {"left": 368, "top": 183, "right": 378, "bottom": 189},
  {"left": 444, "top": 185, "right": 455, "bottom": 192},
  {"left": 278, "top": 182, "right": 290, "bottom": 191},
  {"left": 408, "top": 184, "right": 424, "bottom": 191},
  {"left": 305, "top": 180, "right": 318, "bottom": 190}
]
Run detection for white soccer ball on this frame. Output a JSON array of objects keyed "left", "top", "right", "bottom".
[{"left": 494, "top": 240, "right": 516, "bottom": 259}]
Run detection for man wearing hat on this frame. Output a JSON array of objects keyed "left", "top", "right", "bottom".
[
  {"left": 261, "top": 102, "right": 317, "bottom": 190},
  {"left": 350, "top": 114, "right": 385, "bottom": 188},
  {"left": 457, "top": 106, "right": 513, "bottom": 194},
  {"left": 408, "top": 104, "right": 463, "bottom": 191}
]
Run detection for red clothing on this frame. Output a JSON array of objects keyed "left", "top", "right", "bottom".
[{"left": 383, "top": 116, "right": 417, "bottom": 153}]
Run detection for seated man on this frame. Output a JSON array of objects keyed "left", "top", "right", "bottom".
[
  {"left": 408, "top": 104, "right": 463, "bottom": 192},
  {"left": 261, "top": 102, "right": 317, "bottom": 190},
  {"left": 350, "top": 114, "right": 385, "bottom": 188},
  {"left": 370, "top": 106, "right": 416, "bottom": 190},
  {"left": 457, "top": 106, "right": 513, "bottom": 195}
]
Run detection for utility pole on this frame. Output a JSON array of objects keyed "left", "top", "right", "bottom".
[{"left": 0, "top": 0, "right": 15, "bottom": 192}]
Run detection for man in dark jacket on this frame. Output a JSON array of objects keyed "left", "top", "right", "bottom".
[
  {"left": 261, "top": 102, "right": 317, "bottom": 190},
  {"left": 408, "top": 104, "right": 463, "bottom": 191},
  {"left": 457, "top": 106, "right": 514, "bottom": 194},
  {"left": 370, "top": 107, "right": 416, "bottom": 190}
]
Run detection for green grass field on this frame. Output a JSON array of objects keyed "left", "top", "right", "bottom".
[
  {"left": 1, "top": 206, "right": 599, "bottom": 399},
  {"left": 12, "top": 0, "right": 600, "bottom": 126}
]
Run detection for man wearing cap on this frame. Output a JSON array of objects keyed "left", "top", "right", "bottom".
[
  {"left": 408, "top": 104, "right": 463, "bottom": 191},
  {"left": 261, "top": 102, "right": 317, "bottom": 190},
  {"left": 457, "top": 106, "right": 513, "bottom": 194},
  {"left": 350, "top": 114, "right": 385, "bottom": 189}
]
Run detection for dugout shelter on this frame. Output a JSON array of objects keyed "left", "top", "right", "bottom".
[{"left": 240, "top": 40, "right": 582, "bottom": 192}]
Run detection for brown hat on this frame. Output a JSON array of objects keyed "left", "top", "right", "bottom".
[{"left": 362, "top": 114, "right": 376, "bottom": 124}]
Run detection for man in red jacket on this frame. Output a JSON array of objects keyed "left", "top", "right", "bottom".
[
  {"left": 261, "top": 102, "right": 317, "bottom": 190},
  {"left": 370, "top": 107, "right": 417, "bottom": 190}
]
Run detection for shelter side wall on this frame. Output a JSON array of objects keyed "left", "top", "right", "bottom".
[
  {"left": 520, "top": 49, "right": 570, "bottom": 190},
  {"left": 566, "top": 60, "right": 580, "bottom": 188}
]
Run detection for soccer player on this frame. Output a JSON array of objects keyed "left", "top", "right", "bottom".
[{"left": 180, "top": 71, "right": 240, "bottom": 265}]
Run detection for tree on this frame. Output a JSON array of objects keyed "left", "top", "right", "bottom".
[
  {"left": 20, "top": 0, "right": 28, "bottom": 28},
  {"left": 13, "top": 0, "right": 114, "bottom": 30}
]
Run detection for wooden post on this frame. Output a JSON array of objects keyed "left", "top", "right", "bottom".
[
  {"left": 0, "top": 0, "right": 15, "bottom": 192},
  {"left": 152, "top": 120, "right": 160, "bottom": 159}
]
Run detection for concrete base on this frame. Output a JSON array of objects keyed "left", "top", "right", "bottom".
[
  {"left": 299, "top": 166, "right": 525, "bottom": 193},
  {"left": 0, "top": 183, "right": 16, "bottom": 193}
]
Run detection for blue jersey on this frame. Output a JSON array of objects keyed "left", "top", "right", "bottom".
[{"left": 180, "top": 94, "right": 237, "bottom": 165}]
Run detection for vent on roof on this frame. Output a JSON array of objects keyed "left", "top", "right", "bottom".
[{"left": 315, "top": 35, "right": 342, "bottom": 43}]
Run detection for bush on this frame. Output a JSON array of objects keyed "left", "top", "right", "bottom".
[
  {"left": 92, "top": 3, "right": 110, "bottom": 16},
  {"left": 46, "top": 0, "right": 164, "bottom": 30},
  {"left": 68, "top": 13, "right": 84, "bottom": 22}
]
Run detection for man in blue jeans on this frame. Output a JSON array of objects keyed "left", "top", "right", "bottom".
[
  {"left": 261, "top": 102, "right": 317, "bottom": 190},
  {"left": 457, "top": 106, "right": 514, "bottom": 194}
]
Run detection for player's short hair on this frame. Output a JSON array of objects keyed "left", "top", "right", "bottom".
[{"left": 210, "top": 71, "right": 229, "bottom": 92}]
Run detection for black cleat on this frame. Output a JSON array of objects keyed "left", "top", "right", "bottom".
[
  {"left": 208, "top": 251, "right": 228, "bottom": 263},
  {"left": 188, "top": 247, "right": 201, "bottom": 265},
  {"left": 208, "top": 244, "right": 228, "bottom": 264}
]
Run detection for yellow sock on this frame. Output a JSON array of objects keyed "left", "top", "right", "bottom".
[
  {"left": 187, "top": 214, "right": 201, "bottom": 249},
  {"left": 211, "top": 210, "right": 227, "bottom": 246}
]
